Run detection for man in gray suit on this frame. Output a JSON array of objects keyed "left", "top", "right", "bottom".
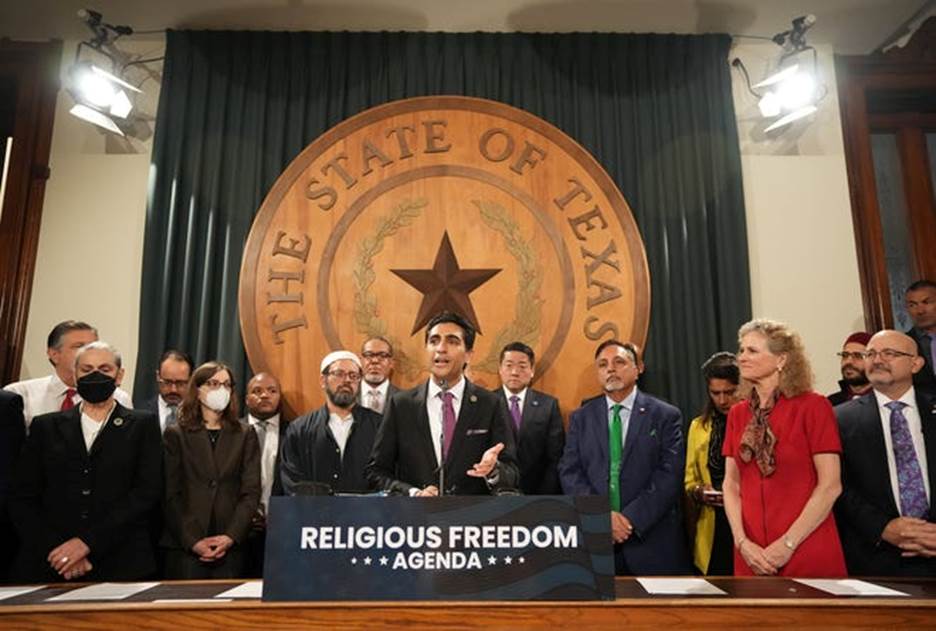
[
  {"left": 494, "top": 342, "right": 565, "bottom": 494},
  {"left": 359, "top": 336, "right": 399, "bottom": 415}
]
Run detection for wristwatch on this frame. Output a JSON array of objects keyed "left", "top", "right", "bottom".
[{"left": 783, "top": 536, "right": 797, "bottom": 551}]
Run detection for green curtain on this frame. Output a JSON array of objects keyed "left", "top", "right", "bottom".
[{"left": 134, "top": 30, "right": 750, "bottom": 419}]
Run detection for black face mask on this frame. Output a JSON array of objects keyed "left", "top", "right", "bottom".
[{"left": 76, "top": 371, "right": 117, "bottom": 404}]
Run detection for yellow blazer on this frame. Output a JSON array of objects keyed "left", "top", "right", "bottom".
[{"left": 684, "top": 415, "right": 714, "bottom": 574}]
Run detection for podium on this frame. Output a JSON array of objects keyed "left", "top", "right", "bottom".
[{"left": 262, "top": 495, "right": 614, "bottom": 601}]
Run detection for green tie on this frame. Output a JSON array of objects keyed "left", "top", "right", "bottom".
[{"left": 609, "top": 404, "right": 623, "bottom": 512}]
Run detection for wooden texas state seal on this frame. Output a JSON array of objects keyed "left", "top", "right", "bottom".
[{"left": 239, "top": 96, "right": 650, "bottom": 417}]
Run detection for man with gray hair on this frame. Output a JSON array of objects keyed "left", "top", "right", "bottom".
[
  {"left": 279, "top": 351, "right": 382, "bottom": 495},
  {"left": 4, "top": 320, "right": 132, "bottom": 429},
  {"left": 8, "top": 341, "right": 162, "bottom": 582}
]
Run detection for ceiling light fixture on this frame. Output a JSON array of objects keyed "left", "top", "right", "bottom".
[{"left": 733, "top": 14, "right": 828, "bottom": 134}]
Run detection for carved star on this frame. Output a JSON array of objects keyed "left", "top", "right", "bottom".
[{"left": 391, "top": 231, "right": 501, "bottom": 334}]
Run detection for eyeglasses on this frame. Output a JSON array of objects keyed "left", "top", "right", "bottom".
[
  {"left": 836, "top": 351, "right": 866, "bottom": 361},
  {"left": 362, "top": 351, "right": 392, "bottom": 361},
  {"left": 863, "top": 349, "right": 915, "bottom": 361},
  {"left": 157, "top": 378, "right": 189, "bottom": 389},
  {"left": 326, "top": 370, "right": 362, "bottom": 382},
  {"left": 203, "top": 379, "right": 233, "bottom": 390}
]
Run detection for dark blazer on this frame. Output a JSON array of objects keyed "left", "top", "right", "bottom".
[
  {"left": 8, "top": 404, "right": 163, "bottom": 582},
  {"left": 280, "top": 405, "right": 381, "bottom": 494},
  {"left": 908, "top": 328, "right": 936, "bottom": 396},
  {"left": 559, "top": 390, "right": 688, "bottom": 575},
  {"left": 0, "top": 391, "right": 25, "bottom": 510},
  {"left": 161, "top": 420, "right": 261, "bottom": 552},
  {"left": 367, "top": 380, "right": 519, "bottom": 495},
  {"left": 834, "top": 389, "right": 936, "bottom": 576},
  {"left": 493, "top": 387, "right": 565, "bottom": 495},
  {"left": 139, "top": 395, "right": 160, "bottom": 416}
]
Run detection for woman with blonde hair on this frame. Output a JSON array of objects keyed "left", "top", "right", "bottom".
[
  {"left": 722, "top": 319, "right": 846, "bottom": 577},
  {"left": 162, "top": 361, "right": 260, "bottom": 578},
  {"left": 685, "top": 352, "right": 739, "bottom": 575}
]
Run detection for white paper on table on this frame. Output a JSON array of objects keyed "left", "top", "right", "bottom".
[
  {"left": 0, "top": 585, "right": 44, "bottom": 601},
  {"left": 793, "top": 579, "right": 909, "bottom": 597},
  {"left": 214, "top": 581, "right": 263, "bottom": 599},
  {"left": 636, "top": 578, "right": 727, "bottom": 595},
  {"left": 46, "top": 582, "right": 159, "bottom": 601}
]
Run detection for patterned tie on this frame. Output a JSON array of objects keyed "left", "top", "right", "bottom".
[
  {"left": 509, "top": 395, "right": 522, "bottom": 431},
  {"left": 61, "top": 388, "right": 76, "bottom": 411},
  {"left": 368, "top": 389, "right": 383, "bottom": 414},
  {"left": 886, "top": 401, "right": 929, "bottom": 518},
  {"left": 440, "top": 391, "right": 456, "bottom": 460},
  {"left": 165, "top": 405, "right": 178, "bottom": 430},
  {"left": 609, "top": 404, "right": 623, "bottom": 512}
]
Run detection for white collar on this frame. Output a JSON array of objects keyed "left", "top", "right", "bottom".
[
  {"left": 48, "top": 372, "right": 71, "bottom": 395},
  {"left": 874, "top": 386, "right": 917, "bottom": 410},
  {"left": 428, "top": 376, "right": 466, "bottom": 400},
  {"left": 606, "top": 387, "right": 638, "bottom": 412},
  {"left": 502, "top": 386, "right": 528, "bottom": 403},
  {"left": 248, "top": 412, "right": 281, "bottom": 427}
]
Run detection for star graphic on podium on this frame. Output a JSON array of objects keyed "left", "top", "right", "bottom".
[{"left": 390, "top": 231, "right": 501, "bottom": 335}]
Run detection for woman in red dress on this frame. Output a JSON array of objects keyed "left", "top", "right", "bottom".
[{"left": 722, "top": 319, "right": 846, "bottom": 577}]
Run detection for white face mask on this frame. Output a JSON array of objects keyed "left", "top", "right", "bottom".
[{"left": 202, "top": 387, "right": 231, "bottom": 412}]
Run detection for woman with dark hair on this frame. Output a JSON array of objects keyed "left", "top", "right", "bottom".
[
  {"left": 722, "top": 319, "right": 846, "bottom": 577},
  {"left": 162, "top": 362, "right": 260, "bottom": 578},
  {"left": 684, "top": 352, "right": 739, "bottom": 575}
]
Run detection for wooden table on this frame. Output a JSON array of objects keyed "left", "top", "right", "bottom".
[{"left": 1, "top": 577, "right": 934, "bottom": 629}]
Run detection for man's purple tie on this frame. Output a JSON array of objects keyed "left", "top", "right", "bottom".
[
  {"left": 886, "top": 401, "right": 930, "bottom": 518},
  {"left": 441, "top": 391, "right": 456, "bottom": 460},
  {"left": 509, "top": 395, "right": 522, "bottom": 431}
]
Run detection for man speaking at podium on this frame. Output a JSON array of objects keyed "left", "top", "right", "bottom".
[{"left": 367, "top": 312, "right": 519, "bottom": 496}]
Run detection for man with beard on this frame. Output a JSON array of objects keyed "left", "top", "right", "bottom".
[
  {"left": 559, "top": 339, "right": 688, "bottom": 575},
  {"left": 906, "top": 280, "right": 936, "bottom": 396},
  {"left": 828, "top": 332, "right": 873, "bottom": 406},
  {"left": 278, "top": 351, "right": 381, "bottom": 495},
  {"left": 835, "top": 330, "right": 936, "bottom": 575},
  {"left": 138, "top": 350, "right": 193, "bottom": 434},
  {"left": 359, "top": 336, "right": 399, "bottom": 415}
]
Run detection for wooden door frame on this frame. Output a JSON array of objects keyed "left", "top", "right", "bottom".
[
  {"left": 836, "top": 17, "right": 936, "bottom": 331},
  {"left": 0, "top": 39, "right": 61, "bottom": 384}
]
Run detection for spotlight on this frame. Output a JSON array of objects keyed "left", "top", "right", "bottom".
[
  {"left": 732, "top": 15, "right": 826, "bottom": 133},
  {"left": 66, "top": 61, "right": 141, "bottom": 136}
]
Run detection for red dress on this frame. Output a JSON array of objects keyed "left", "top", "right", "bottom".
[{"left": 723, "top": 391, "right": 846, "bottom": 577}]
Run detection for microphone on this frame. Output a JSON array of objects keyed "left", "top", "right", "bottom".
[{"left": 437, "top": 379, "right": 448, "bottom": 497}]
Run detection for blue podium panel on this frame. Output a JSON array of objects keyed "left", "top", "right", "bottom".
[{"left": 263, "top": 495, "right": 614, "bottom": 601}]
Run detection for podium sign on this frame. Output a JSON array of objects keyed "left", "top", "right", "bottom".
[{"left": 263, "top": 495, "right": 614, "bottom": 601}]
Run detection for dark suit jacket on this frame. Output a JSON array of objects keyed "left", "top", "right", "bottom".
[
  {"left": 367, "top": 380, "right": 519, "bottom": 495},
  {"left": 242, "top": 414, "right": 289, "bottom": 498},
  {"left": 559, "top": 390, "right": 688, "bottom": 575},
  {"left": 8, "top": 404, "right": 163, "bottom": 582},
  {"left": 161, "top": 420, "right": 261, "bottom": 551},
  {"left": 139, "top": 395, "right": 159, "bottom": 416},
  {"left": 909, "top": 328, "right": 936, "bottom": 396},
  {"left": 834, "top": 389, "right": 936, "bottom": 576},
  {"left": 494, "top": 387, "right": 565, "bottom": 494},
  {"left": 280, "top": 405, "right": 381, "bottom": 494},
  {"left": 0, "top": 391, "right": 25, "bottom": 512}
]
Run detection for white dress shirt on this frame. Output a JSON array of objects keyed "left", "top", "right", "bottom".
[
  {"left": 79, "top": 402, "right": 115, "bottom": 452},
  {"left": 502, "top": 386, "right": 528, "bottom": 411},
  {"left": 606, "top": 387, "right": 638, "bottom": 451},
  {"left": 248, "top": 413, "right": 281, "bottom": 510},
  {"left": 427, "top": 376, "right": 466, "bottom": 466},
  {"left": 361, "top": 379, "right": 391, "bottom": 414},
  {"left": 874, "top": 387, "right": 931, "bottom": 512},
  {"left": 328, "top": 410, "right": 355, "bottom": 460},
  {"left": 4, "top": 372, "right": 133, "bottom": 431}
]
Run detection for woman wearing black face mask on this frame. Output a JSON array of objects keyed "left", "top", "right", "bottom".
[
  {"left": 161, "top": 361, "right": 260, "bottom": 579},
  {"left": 8, "top": 341, "right": 163, "bottom": 583}
]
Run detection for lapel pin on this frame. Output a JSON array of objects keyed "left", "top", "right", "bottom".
[
  {"left": 639, "top": 407, "right": 646, "bottom": 413},
  {"left": 113, "top": 417, "right": 124, "bottom": 427},
  {"left": 532, "top": 400, "right": 539, "bottom": 407},
  {"left": 470, "top": 395, "right": 478, "bottom": 403}
]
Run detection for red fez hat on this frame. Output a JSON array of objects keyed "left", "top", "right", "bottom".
[{"left": 844, "top": 332, "right": 872, "bottom": 347}]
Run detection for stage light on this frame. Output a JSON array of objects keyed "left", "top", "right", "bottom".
[{"left": 66, "top": 62, "right": 142, "bottom": 135}]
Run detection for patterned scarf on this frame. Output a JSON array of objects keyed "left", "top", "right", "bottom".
[
  {"left": 738, "top": 390, "right": 779, "bottom": 477},
  {"left": 706, "top": 410, "right": 728, "bottom": 489}
]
